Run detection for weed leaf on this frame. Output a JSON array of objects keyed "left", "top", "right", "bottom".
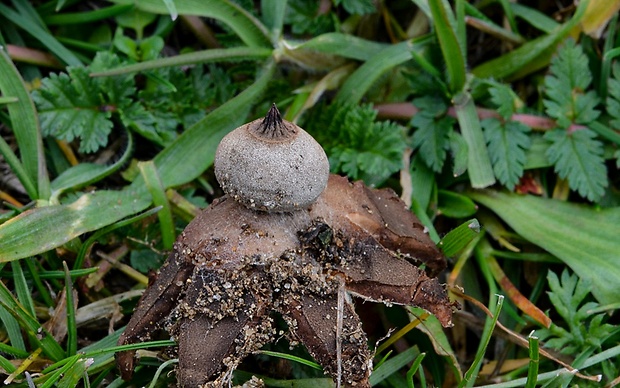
[
  {"left": 482, "top": 118, "right": 531, "bottom": 190},
  {"left": 544, "top": 128, "right": 607, "bottom": 201}
]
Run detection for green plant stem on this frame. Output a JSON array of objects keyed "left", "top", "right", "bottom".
[
  {"left": 453, "top": 92, "right": 496, "bottom": 188},
  {"left": 525, "top": 334, "right": 539, "bottom": 388}
]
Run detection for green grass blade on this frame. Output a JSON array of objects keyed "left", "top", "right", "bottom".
[
  {"left": 525, "top": 333, "right": 540, "bottom": 388},
  {"left": 63, "top": 262, "right": 77, "bottom": 356},
  {"left": 472, "top": 0, "right": 587, "bottom": 80},
  {"left": 43, "top": 4, "right": 133, "bottom": 25},
  {"left": 370, "top": 346, "right": 420, "bottom": 385},
  {"left": 90, "top": 46, "right": 273, "bottom": 77},
  {"left": 0, "top": 280, "right": 65, "bottom": 361},
  {"left": 0, "top": 304, "right": 26, "bottom": 351},
  {"left": 109, "top": 0, "right": 271, "bottom": 48},
  {"left": 459, "top": 295, "right": 504, "bottom": 387},
  {"left": 11, "top": 260, "right": 36, "bottom": 318},
  {"left": 406, "top": 352, "right": 426, "bottom": 387},
  {"left": 0, "top": 133, "right": 37, "bottom": 199},
  {"left": 261, "top": 0, "right": 287, "bottom": 42},
  {"left": 510, "top": 3, "right": 559, "bottom": 33},
  {"left": 468, "top": 190, "right": 620, "bottom": 305},
  {"left": 138, "top": 161, "right": 175, "bottom": 250},
  {"left": 0, "top": 61, "right": 275, "bottom": 262},
  {"left": 438, "top": 218, "right": 480, "bottom": 257},
  {"left": 453, "top": 91, "right": 496, "bottom": 188},
  {"left": 0, "top": 4, "right": 82, "bottom": 66},
  {"left": 335, "top": 40, "right": 417, "bottom": 104},
  {"left": 51, "top": 131, "right": 134, "bottom": 201},
  {"left": 428, "top": 0, "right": 466, "bottom": 93},
  {"left": 256, "top": 350, "right": 322, "bottom": 370},
  {"left": 0, "top": 47, "right": 49, "bottom": 199}
]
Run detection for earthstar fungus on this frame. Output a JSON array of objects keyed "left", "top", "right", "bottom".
[{"left": 117, "top": 105, "right": 455, "bottom": 387}]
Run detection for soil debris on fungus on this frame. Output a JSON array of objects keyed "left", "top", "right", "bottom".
[{"left": 116, "top": 106, "right": 456, "bottom": 387}]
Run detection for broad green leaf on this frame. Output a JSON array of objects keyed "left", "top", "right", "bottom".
[
  {"left": 285, "top": 33, "right": 387, "bottom": 62},
  {"left": 544, "top": 129, "right": 607, "bottom": 202},
  {"left": 335, "top": 40, "right": 419, "bottom": 104},
  {"left": 138, "top": 161, "right": 174, "bottom": 250},
  {"left": 0, "top": 61, "right": 275, "bottom": 262},
  {"left": 109, "top": 0, "right": 271, "bottom": 48},
  {"left": 482, "top": 118, "right": 531, "bottom": 190},
  {"left": 453, "top": 91, "right": 496, "bottom": 188},
  {"left": 0, "top": 48, "right": 49, "bottom": 200},
  {"left": 468, "top": 190, "right": 620, "bottom": 305}
]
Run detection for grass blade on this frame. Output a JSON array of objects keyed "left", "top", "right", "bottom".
[
  {"left": 0, "top": 281, "right": 65, "bottom": 361},
  {"left": 138, "top": 161, "right": 175, "bottom": 250},
  {"left": 286, "top": 33, "right": 388, "bottom": 61},
  {"left": 51, "top": 130, "right": 133, "bottom": 201},
  {"left": 335, "top": 40, "right": 418, "bottom": 104},
  {"left": 370, "top": 346, "right": 421, "bottom": 385},
  {"left": 459, "top": 294, "right": 504, "bottom": 387},
  {"left": 90, "top": 46, "right": 273, "bottom": 76},
  {"left": 63, "top": 262, "right": 77, "bottom": 357},
  {"left": 0, "top": 4, "right": 82, "bottom": 66},
  {"left": 428, "top": 0, "right": 466, "bottom": 93},
  {"left": 0, "top": 47, "right": 49, "bottom": 199},
  {"left": 453, "top": 91, "right": 496, "bottom": 188},
  {"left": 43, "top": 4, "right": 134, "bottom": 25},
  {"left": 109, "top": 0, "right": 271, "bottom": 48}
]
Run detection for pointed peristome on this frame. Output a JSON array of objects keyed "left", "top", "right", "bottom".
[{"left": 252, "top": 103, "right": 295, "bottom": 140}]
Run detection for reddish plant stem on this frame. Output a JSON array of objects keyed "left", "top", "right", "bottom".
[
  {"left": 7, "top": 44, "right": 63, "bottom": 69},
  {"left": 374, "top": 102, "right": 587, "bottom": 132}
]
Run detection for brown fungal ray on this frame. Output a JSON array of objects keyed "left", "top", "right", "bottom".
[
  {"left": 116, "top": 249, "right": 193, "bottom": 380},
  {"left": 116, "top": 174, "right": 454, "bottom": 386},
  {"left": 310, "top": 175, "right": 446, "bottom": 276},
  {"left": 283, "top": 293, "right": 372, "bottom": 387}
]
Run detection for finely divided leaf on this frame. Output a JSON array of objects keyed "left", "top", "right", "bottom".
[
  {"left": 543, "top": 39, "right": 600, "bottom": 127},
  {"left": 411, "top": 96, "right": 454, "bottom": 173},
  {"left": 607, "top": 62, "right": 620, "bottom": 129},
  {"left": 489, "top": 83, "right": 518, "bottom": 119},
  {"left": 33, "top": 69, "right": 113, "bottom": 153},
  {"left": 482, "top": 118, "right": 531, "bottom": 190},
  {"left": 544, "top": 128, "right": 607, "bottom": 201}
]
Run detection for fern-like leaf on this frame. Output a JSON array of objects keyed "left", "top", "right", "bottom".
[
  {"left": 544, "top": 128, "right": 607, "bottom": 201},
  {"left": 410, "top": 96, "right": 454, "bottom": 173},
  {"left": 482, "top": 118, "right": 531, "bottom": 190},
  {"left": 33, "top": 68, "right": 113, "bottom": 153},
  {"left": 305, "top": 103, "right": 406, "bottom": 185},
  {"left": 543, "top": 39, "right": 600, "bottom": 127}
]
